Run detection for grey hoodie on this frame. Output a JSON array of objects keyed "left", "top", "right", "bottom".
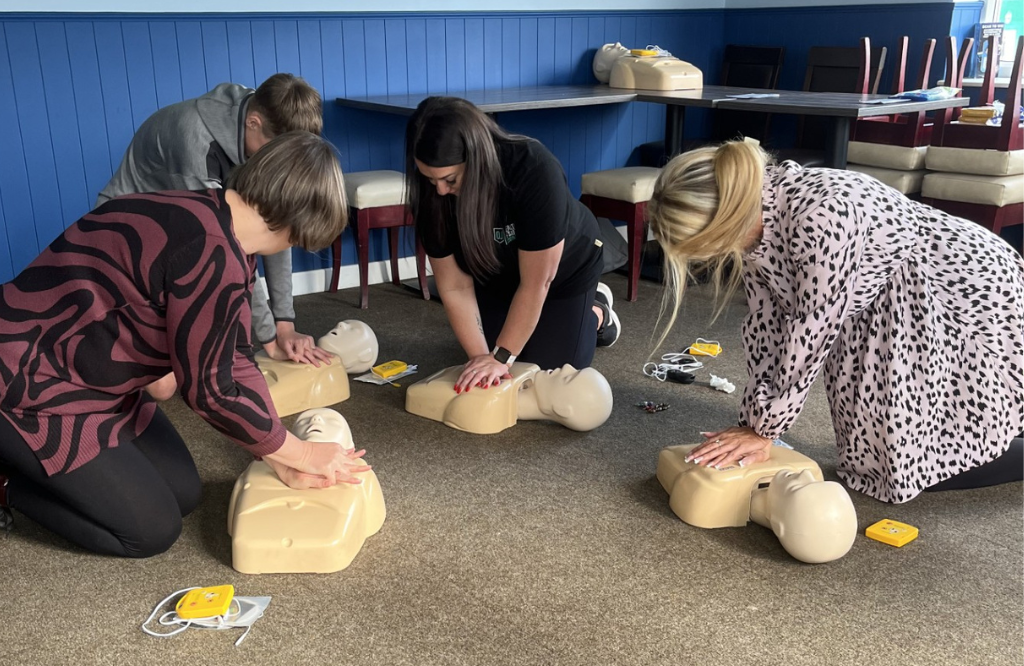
[{"left": 97, "top": 83, "right": 294, "bottom": 345}]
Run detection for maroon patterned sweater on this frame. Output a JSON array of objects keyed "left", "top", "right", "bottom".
[{"left": 0, "top": 189, "right": 286, "bottom": 476}]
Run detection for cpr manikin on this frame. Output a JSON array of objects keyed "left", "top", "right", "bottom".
[
  {"left": 227, "top": 408, "right": 385, "bottom": 574},
  {"left": 256, "top": 320, "right": 379, "bottom": 417},
  {"left": 405, "top": 362, "right": 613, "bottom": 434},
  {"left": 317, "top": 320, "right": 379, "bottom": 374},
  {"left": 656, "top": 445, "right": 857, "bottom": 563}
]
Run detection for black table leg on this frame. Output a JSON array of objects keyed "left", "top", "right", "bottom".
[
  {"left": 664, "top": 106, "right": 686, "bottom": 160},
  {"left": 825, "top": 117, "right": 851, "bottom": 169}
]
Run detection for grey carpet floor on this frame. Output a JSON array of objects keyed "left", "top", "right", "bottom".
[{"left": 2, "top": 272, "right": 1022, "bottom": 666}]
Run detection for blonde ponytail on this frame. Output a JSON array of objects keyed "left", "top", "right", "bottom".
[{"left": 646, "top": 139, "right": 769, "bottom": 353}]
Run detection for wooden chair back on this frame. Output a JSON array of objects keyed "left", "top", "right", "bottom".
[
  {"left": 799, "top": 37, "right": 887, "bottom": 149},
  {"left": 932, "top": 35, "right": 1023, "bottom": 152},
  {"left": 713, "top": 45, "right": 786, "bottom": 143},
  {"left": 853, "top": 37, "right": 939, "bottom": 147}
]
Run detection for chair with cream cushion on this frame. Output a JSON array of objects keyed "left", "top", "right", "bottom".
[
  {"left": 331, "top": 170, "right": 430, "bottom": 309},
  {"left": 921, "top": 36, "right": 1023, "bottom": 236},
  {"left": 848, "top": 37, "right": 971, "bottom": 196},
  {"left": 581, "top": 166, "right": 661, "bottom": 302}
]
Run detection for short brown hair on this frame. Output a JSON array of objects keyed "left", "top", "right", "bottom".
[
  {"left": 249, "top": 73, "right": 323, "bottom": 137},
  {"left": 226, "top": 131, "right": 347, "bottom": 252}
]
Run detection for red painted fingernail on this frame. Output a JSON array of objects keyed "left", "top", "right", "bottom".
[{"left": 455, "top": 387, "right": 461, "bottom": 394}]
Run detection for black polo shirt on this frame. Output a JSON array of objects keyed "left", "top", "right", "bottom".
[{"left": 422, "top": 138, "right": 603, "bottom": 300}]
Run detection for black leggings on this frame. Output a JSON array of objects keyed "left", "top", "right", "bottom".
[
  {"left": 0, "top": 408, "right": 201, "bottom": 557},
  {"left": 478, "top": 284, "right": 599, "bottom": 370},
  {"left": 926, "top": 437, "right": 1024, "bottom": 492}
]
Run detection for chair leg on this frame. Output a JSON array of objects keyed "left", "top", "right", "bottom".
[
  {"left": 329, "top": 234, "right": 343, "bottom": 293},
  {"left": 626, "top": 205, "right": 645, "bottom": 302},
  {"left": 357, "top": 211, "right": 371, "bottom": 309},
  {"left": 388, "top": 228, "right": 403, "bottom": 286},
  {"left": 415, "top": 237, "right": 430, "bottom": 301}
]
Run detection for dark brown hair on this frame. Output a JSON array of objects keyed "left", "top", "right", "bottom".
[
  {"left": 227, "top": 131, "right": 347, "bottom": 251},
  {"left": 249, "top": 73, "right": 323, "bottom": 137},
  {"left": 405, "top": 96, "right": 526, "bottom": 280}
]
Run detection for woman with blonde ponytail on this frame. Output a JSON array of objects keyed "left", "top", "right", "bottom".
[{"left": 648, "top": 139, "right": 1024, "bottom": 504}]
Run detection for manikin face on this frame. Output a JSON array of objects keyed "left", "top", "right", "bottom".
[
  {"left": 415, "top": 160, "right": 465, "bottom": 197},
  {"left": 532, "top": 365, "right": 613, "bottom": 431},
  {"left": 766, "top": 469, "right": 857, "bottom": 564},
  {"left": 768, "top": 469, "right": 818, "bottom": 499},
  {"left": 317, "top": 320, "right": 378, "bottom": 373},
  {"left": 291, "top": 408, "right": 354, "bottom": 449}
]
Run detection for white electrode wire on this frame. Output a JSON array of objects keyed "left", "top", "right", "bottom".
[
  {"left": 141, "top": 587, "right": 200, "bottom": 639},
  {"left": 643, "top": 353, "right": 703, "bottom": 381}
]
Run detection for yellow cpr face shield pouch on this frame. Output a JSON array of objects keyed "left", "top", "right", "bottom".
[{"left": 141, "top": 586, "right": 271, "bottom": 647}]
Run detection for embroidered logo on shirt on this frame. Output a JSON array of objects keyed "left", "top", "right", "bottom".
[{"left": 493, "top": 224, "right": 516, "bottom": 245}]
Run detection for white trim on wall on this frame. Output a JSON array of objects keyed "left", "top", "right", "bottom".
[
  {"left": 281, "top": 225, "right": 637, "bottom": 300},
  {"left": 3, "top": 1, "right": 727, "bottom": 12},
  {"left": 277, "top": 255, "right": 433, "bottom": 300}
]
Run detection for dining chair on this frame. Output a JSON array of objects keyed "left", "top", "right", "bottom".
[
  {"left": 330, "top": 170, "right": 430, "bottom": 309},
  {"left": 782, "top": 37, "right": 887, "bottom": 166},
  {"left": 921, "top": 35, "right": 1023, "bottom": 236},
  {"left": 580, "top": 167, "right": 660, "bottom": 302},
  {"left": 710, "top": 45, "right": 787, "bottom": 145},
  {"left": 847, "top": 36, "right": 970, "bottom": 197}
]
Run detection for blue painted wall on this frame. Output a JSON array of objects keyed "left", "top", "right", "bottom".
[
  {"left": 0, "top": 4, "right": 983, "bottom": 283},
  {"left": 0, "top": 10, "right": 723, "bottom": 281}
]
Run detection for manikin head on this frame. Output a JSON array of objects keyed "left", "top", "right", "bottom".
[
  {"left": 528, "top": 365, "right": 613, "bottom": 432},
  {"left": 291, "top": 408, "right": 355, "bottom": 450},
  {"left": 765, "top": 470, "right": 857, "bottom": 564},
  {"left": 317, "top": 320, "right": 379, "bottom": 374},
  {"left": 593, "top": 42, "right": 630, "bottom": 83}
]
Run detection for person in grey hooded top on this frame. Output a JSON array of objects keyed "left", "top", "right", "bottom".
[{"left": 97, "top": 73, "right": 332, "bottom": 366}]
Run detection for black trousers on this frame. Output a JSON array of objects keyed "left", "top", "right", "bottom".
[
  {"left": 477, "top": 284, "right": 599, "bottom": 370},
  {"left": 926, "top": 437, "right": 1024, "bottom": 492},
  {"left": 0, "top": 407, "right": 201, "bottom": 557}
]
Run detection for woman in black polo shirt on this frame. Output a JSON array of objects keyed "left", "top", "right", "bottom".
[{"left": 406, "top": 96, "right": 620, "bottom": 393}]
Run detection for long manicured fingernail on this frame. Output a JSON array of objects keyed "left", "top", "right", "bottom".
[{"left": 455, "top": 386, "right": 461, "bottom": 394}]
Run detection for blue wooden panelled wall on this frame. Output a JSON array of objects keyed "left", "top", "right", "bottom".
[
  {"left": 0, "top": 10, "right": 723, "bottom": 282},
  {"left": 0, "top": 4, "right": 981, "bottom": 284}
]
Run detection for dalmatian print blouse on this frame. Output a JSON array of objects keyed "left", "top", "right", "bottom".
[{"left": 740, "top": 161, "right": 1024, "bottom": 503}]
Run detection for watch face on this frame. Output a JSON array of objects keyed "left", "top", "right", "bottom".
[{"left": 494, "top": 347, "right": 511, "bottom": 364}]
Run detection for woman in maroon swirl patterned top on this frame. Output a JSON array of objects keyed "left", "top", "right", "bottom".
[{"left": 0, "top": 131, "right": 367, "bottom": 557}]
